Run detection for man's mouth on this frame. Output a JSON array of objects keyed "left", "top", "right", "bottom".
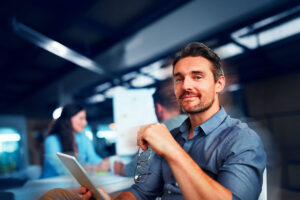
[
  {"left": 179, "top": 92, "right": 199, "bottom": 100},
  {"left": 180, "top": 96, "right": 200, "bottom": 104}
]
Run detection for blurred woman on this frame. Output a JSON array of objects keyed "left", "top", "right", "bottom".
[{"left": 42, "top": 102, "right": 110, "bottom": 178}]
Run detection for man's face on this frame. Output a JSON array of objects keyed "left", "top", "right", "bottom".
[{"left": 173, "top": 56, "right": 223, "bottom": 114}]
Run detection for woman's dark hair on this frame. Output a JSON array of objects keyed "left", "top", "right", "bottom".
[
  {"left": 48, "top": 102, "right": 85, "bottom": 152},
  {"left": 173, "top": 42, "right": 224, "bottom": 82}
]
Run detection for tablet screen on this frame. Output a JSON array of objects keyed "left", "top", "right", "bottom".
[{"left": 56, "top": 152, "right": 106, "bottom": 200}]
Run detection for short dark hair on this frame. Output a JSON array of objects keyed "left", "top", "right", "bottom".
[
  {"left": 173, "top": 42, "right": 224, "bottom": 82},
  {"left": 153, "top": 78, "right": 179, "bottom": 112}
]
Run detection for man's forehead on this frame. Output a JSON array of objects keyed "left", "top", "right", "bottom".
[{"left": 173, "top": 57, "right": 213, "bottom": 74}]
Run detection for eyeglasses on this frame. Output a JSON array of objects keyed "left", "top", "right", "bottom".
[{"left": 134, "top": 147, "right": 152, "bottom": 183}]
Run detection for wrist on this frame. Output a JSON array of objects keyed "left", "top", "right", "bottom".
[
  {"left": 114, "top": 191, "right": 136, "bottom": 200},
  {"left": 162, "top": 140, "right": 183, "bottom": 161}
]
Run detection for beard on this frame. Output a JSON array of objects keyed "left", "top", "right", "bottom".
[{"left": 179, "top": 93, "right": 215, "bottom": 115}]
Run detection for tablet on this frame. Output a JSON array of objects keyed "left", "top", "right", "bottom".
[{"left": 56, "top": 152, "right": 106, "bottom": 200}]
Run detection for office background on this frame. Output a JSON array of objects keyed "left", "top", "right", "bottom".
[{"left": 0, "top": 0, "right": 299, "bottom": 199}]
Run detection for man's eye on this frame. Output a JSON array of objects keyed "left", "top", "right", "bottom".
[
  {"left": 195, "top": 76, "right": 202, "bottom": 79},
  {"left": 175, "top": 78, "right": 183, "bottom": 82}
]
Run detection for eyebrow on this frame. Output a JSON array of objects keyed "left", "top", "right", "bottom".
[
  {"left": 173, "top": 71, "right": 205, "bottom": 77},
  {"left": 173, "top": 72, "right": 182, "bottom": 77},
  {"left": 191, "top": 71, "right": 205, "bottom": 75}
]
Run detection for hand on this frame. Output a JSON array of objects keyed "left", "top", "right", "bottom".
[
  {"left": 78, "top": 186, "right": 111, "bottom": 200},
  {"left": 113, "top": 161, "right": 125, "bottom": 176},
  {"left": 137, "top": 123, "right": 179, "bottom": 157},
  {"left": 97, "top": 157, "right": 110, "bottom": 172}
]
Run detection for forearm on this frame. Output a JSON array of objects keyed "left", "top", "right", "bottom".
[
  {"left": 114, "top": 191, "right": 137, "bottom": 200},
  {"left": 165, "top": 144, "right": 232, "bottom": 200}
]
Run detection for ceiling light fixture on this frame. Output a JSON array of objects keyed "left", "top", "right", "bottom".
[
  {"left": 94, "top": 82, "right": 112, "bottom": 93},
  {"left": 214, "top": 43, "right": 244, "bottom": 59},
  {"left": 12, "top": 19, "right": 111, "bottom": 76},
  {"left": 86, "top": 94, "right": 106, "bottom": 104},
  {"left": 52, "top": 107, "right": 63, "bottom": 119},
  {"left": 130, "top": 74, "right": 155, "bottom": 87},
  {"left": 231, "top": 6, "right": 300, "bottom": 49},
  {"left": 104, "top": 86, "right": 128, "bottom": 98}
]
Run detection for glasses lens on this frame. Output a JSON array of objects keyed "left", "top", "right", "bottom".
[{"left": 134, "top": 148, "right": 152, "bottom": 183}]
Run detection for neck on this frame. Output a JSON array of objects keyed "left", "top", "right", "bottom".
[{"left": 188, "top": 102, "right": 221, "bottom": 135}]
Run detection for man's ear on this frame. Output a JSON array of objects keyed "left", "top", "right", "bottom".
[
  {"left": 155, "top": 103, "right": 165, "bottom": 121},
  {"left": 215, "top": 75, "right": 226, "bottom": 94}
]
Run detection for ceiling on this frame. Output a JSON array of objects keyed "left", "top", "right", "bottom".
[{"left": 0, "top": 0, "right": 299, "bottom": 120}]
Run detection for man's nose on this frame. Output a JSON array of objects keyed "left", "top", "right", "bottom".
[{"left": 182, "top": 77, "right": 193, "bottom": 90}]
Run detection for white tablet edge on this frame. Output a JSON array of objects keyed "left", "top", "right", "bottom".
[{"left": 56, "top": 152, "right": 106, "bottom": 200}]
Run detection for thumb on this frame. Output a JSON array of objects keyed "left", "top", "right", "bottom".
[{"left": 99, "top": 188, "right": 112, "bottom": 200}]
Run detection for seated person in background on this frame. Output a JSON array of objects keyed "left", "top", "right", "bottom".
[
  {"left": 42, "top": 102, "right": 110, "bottom": 178},
  {"left": 113, "top": 77, "right": 187, "bottom": 176}
]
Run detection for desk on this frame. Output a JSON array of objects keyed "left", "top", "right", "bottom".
[{"left": 7, "top": 172, "right": 134, "bottom": 200}]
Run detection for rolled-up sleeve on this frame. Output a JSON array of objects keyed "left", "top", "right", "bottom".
[{"left": 218, "top": 129, "right": 266, "bottom": 200}]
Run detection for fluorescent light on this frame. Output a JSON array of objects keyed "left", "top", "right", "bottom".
[
  {"left": 258, "top": 18, "right": 300, "bottom": 46},
  {"left": 232, "top": 18, "right": 300, "bottom": 49},
  {"left": 231, "top": 6, "right": 300, "bottom": 49},
  {"left": 53, "top": 107, "right": 63, "bottom": 119},
  {"left": 44, "top": 41, "right": 68, "bottom": 56},
  {"left": 96, "top": 130, "right": 117, "bottom": 141},
  {"left": 140, "top": 60, "right": 163, "bottom": 74},
  {"left": 12, "top": 19, "right": 109, "bottom": 76},
  {"left": 253, "top": 5, "right": 300, "bottom": 30},
  {"left": 214, "top": 43, "right": 244, "bottom": 59},
  {"left": 86, "top": 94, "right": 106, "bottom": 103},
  {"left": 94, "top": 82, "right": 112, "bottom": 92},
  {"left": 104, "top": 86, "right": 127, "bottom": 98},
  {"left": 0, "top": 133, "right": 20, "bottom": 142},
  {"left": 147, "top": 64, "right": 173, "bottom": 80},
  {"left": 231, "top": 32, "right": 259, "bottom": 49},
  {"left": 122, "top": 71, "right": 139, "bottom": 81},
  {"left": 226, "top": 84, "right": 241, "bottom": 92},
  {"left": 130, "top": 74, "right": 155, "bottom": 87},
  {"left": 96, "top": 124, "right": 117, "bottom": 142}
]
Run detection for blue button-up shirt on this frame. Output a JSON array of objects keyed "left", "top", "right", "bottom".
[{"left": 129, "top": 107, "right": 266, "bottom": 200}]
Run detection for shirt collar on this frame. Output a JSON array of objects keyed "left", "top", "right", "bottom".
[{"left": 179, "top": 107, "right": 228, "bottom": 137}]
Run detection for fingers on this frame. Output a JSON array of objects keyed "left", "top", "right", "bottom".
[
  {"left": 137, "top": 125, "right": 149, "bottom": 150},
  {"left": 113, "top": 162, "right": 123, "bottom": 174},
  {"left": 78, "top": 186, "right": 87, "bottom": 194},
  {"left": 82, "top": 190, "right": 93, "bottom": 200},
  {"left": 78, "top": 187, "right": 93, "bottom": 200},
  {"left": 79, "top": 187, "right": 111, "bottom": 200},
  {"left": 99, "top": 188, "right": 112, "bottom": 200},
  {"left": 137, "top": 123, "right": 165, "bottom": 149},
  {"left": 98, "top": 158, "right": 110, "bottom": 171},
  {"left": 137, "top": 123, "right": 175, "bottom": 156}
]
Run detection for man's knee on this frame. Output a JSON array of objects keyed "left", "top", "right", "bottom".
[{"left": 39, "top": 188, "right": 80, "bottom": 200}]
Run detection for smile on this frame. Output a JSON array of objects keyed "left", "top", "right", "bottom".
[{"left": 181, "top": 96, "right": 199, "bottom": 102}]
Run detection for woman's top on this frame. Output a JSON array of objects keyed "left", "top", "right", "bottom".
[{"left": 42, "top": 133, "right": 102, "bottom": 178}]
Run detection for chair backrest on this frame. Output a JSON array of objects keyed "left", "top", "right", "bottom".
[{"left": 258, "top": 168, "right": 267, "bottom": 200}]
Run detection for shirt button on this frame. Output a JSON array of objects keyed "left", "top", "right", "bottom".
[
  {"left": 175, "top": 182, "right": 178, "bottom": 187},
  {"left": 168, "top": 190, "right": 172, "bottom": 194}
]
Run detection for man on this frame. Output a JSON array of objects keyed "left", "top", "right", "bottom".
[
  {"left": 79, "top": 42, "right": 266, "bottom": 200},
  {"left": 42, "top": 42, "right": 266, "bottom": 200},
  {"left": 113, "top": 78, "right": 187, "bottom": 176}
]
